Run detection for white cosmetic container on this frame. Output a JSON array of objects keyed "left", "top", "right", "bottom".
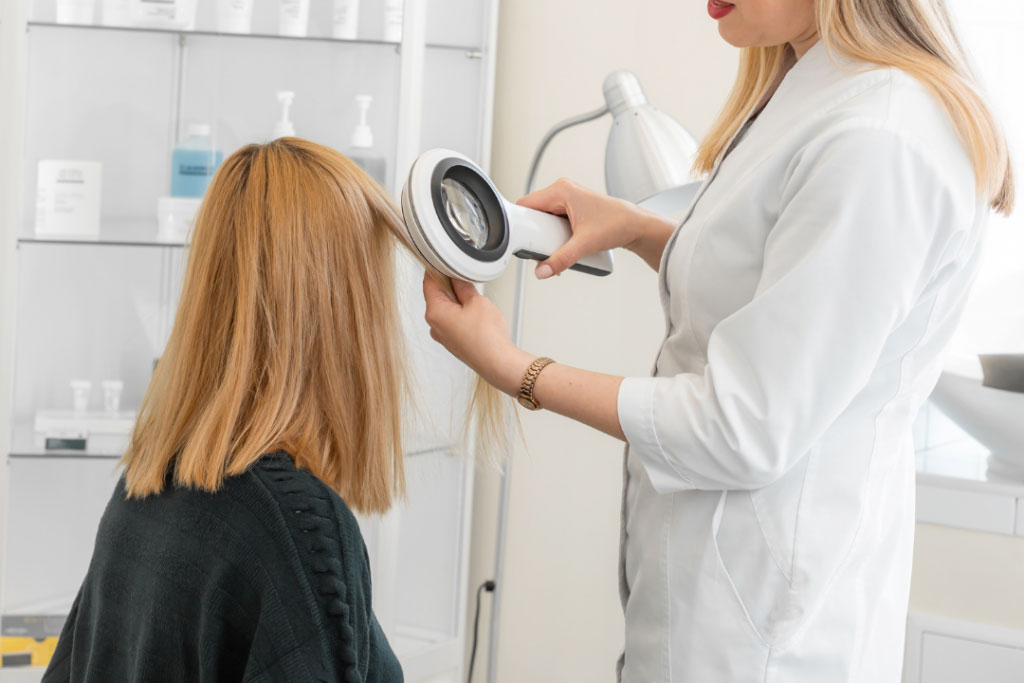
[
  {"left": 271, "top": 91, "right": 297, "bottom": 139},
  {"left": 156, "top": 196, "right": 201, "bottom": 242},
  {"left": 278, "top": 0, "right": 310, "bottom": 37},
  {"left": 35, "top": 160, "right": 102, "bottom": 238},
  {"left": 70, "top": 380, "right": 92, "bottom": 414},
  {"left": 101, "top": 0, "right": 131, "bottom": 26},
  {"left": 332, "top": 0, "right": 360, "bottom": 40},
  {"left": 348, "top": 95, "right": 387, "bottom": 187},
  {"left": 217, "top": 0, "right": 254, "bottom": 34},
  {"left": 383, "top": 0, "right": 403, "bottom": 42},
  {"left": 101, "top": 380, "right": 124, "bottom": 414},
  {"left": 130, "top": 0, "right": 197, "bottom": 30},
  {"left": 56, "top": 0, "right": 97, "bottom": 24}
]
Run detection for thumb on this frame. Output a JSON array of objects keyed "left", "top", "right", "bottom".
[
  {"left": 517, "top": 180, "right": 570, "bottom": 216},
  {"left": 536, "top": 235, "right": 586, "bottom": 280},
  {"left": 450, "top": 278, "right": 480, "bottom": 304}
]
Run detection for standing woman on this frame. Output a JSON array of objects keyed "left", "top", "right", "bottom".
[{"left": 423, "top": 0, "right": 1013, "bottom": 681}]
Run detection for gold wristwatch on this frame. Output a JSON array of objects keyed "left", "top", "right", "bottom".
[{"left": 517, "top": 357, "right": 555, "bottom": 411}]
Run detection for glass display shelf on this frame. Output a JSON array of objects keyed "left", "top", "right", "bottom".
[
  {"left": 8, "top": 433, "right": 451, "bottom": 461},
  {"left": 9, "top": 419, "right": 129, "bottom": 461},
  {"left": 26, "top": 21, "right": 483, "bottom": 54},
  {"left": 916, "top": 439, "right": 1024, "bottom": 496},
  {"left": 17, "top": 221, "right": 188, "bottom": 249}
]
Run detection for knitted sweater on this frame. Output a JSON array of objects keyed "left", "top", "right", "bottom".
[{"left": 43, "top": 452, "right": 403, "bottom": 683}]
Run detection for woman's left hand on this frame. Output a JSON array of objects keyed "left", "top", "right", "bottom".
[{"left": 422, "top": 274, "right": 535, "bottom": 395}]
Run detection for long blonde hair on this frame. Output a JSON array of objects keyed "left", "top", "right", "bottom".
[
  {"left": 122, "top": 138, "right": 448, "bottom": 513},
  {"left": 695, "top": 0, "right": 1014, "bottom": 214}
]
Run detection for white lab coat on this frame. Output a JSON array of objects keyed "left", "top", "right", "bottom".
[{"left": 616, "top": 42, "right": 987, "bottom": 682}]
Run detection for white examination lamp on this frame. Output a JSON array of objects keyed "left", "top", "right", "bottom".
[
  {"left": 485, "top": 72, "right": 700, "bottom": 683},
  {"left": 524, "top": 69, "right": 700, "bottom": 205}
]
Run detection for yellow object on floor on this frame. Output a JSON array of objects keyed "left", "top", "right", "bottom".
[{"left": 1, "top": 635, "right": 59, "bottom": 668}]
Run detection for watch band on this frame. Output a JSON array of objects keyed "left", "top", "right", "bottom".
[{"left": 517, "top": 357, "right": 555, "bottom": 411}]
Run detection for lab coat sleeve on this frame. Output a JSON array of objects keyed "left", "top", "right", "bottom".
[{"left": 617, "top": 123, "right": 971, "bottom": 492}]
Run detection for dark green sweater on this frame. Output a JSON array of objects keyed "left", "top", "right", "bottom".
[{"left": 43, "top": 452, "right": 403, "bottom": 683}]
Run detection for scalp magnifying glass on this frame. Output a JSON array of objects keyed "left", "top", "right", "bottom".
[{"left": 400, "top": 149, "right": 615, "bottom": 283}]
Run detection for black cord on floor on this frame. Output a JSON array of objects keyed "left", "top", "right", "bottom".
[{"left": 467, "top": 579, "right": 496, "bottom": 683}]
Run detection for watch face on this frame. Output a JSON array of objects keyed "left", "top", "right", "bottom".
[{"left": 517, "top": 395, "right": 537, "bottom": 410}]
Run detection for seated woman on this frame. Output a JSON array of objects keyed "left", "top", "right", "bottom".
[{"left": 44, "top": 138, "right": 416, "bottom": 683}]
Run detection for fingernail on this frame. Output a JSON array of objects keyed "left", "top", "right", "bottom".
[{"left": 536, "top": 264, "right": 553, "bottom": 280}]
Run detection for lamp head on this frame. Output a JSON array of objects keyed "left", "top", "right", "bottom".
[{"left": 603, "top": 71, "right": 698, "bottom": 204}]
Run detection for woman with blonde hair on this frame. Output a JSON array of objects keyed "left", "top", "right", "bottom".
[
  {"left": 422, "top": 0, "right": 1013, "bottom": 680},
  {"left": 44, "top": 138, "right": 414, "bottom": 682}
]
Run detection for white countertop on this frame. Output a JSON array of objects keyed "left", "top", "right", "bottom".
[{"left": 916, "top": 442, "right": 1024, "bottom": 536}]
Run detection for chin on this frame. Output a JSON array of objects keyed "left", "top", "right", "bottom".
[{"left": 716, "top": 21, "right": 752, "bottom": 48}]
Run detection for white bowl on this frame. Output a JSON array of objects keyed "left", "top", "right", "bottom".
[{"left": 930, "top": 363, "right": 1024, "bottom": 479}]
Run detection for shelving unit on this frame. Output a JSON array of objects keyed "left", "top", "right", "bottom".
[{"left": 0, "top": 0, "right": 499, "bottom": 680}]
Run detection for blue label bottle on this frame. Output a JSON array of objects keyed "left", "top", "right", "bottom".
[{"left": 171, "top": 123, "right": 224, "bottom": 198}]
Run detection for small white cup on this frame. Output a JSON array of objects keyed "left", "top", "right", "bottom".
[
  {"left": 56, "top": 0, "right": 97, "bottom": 24},
  {"left": 217, "top": 0, "right": 254, "bottom": 33},
  {"left": 101, "top": 380, "right": 124, "bottom": 414},
  {"left": 70, "top": 379, "right": 92, "bottom": 413}
]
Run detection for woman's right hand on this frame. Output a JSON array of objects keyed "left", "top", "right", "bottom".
[{"left": 517, "top": 178, "right": 678, "bottom": 277}]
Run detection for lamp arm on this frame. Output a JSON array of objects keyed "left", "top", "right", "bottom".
[{"left": 523, "top": 104, "right": 610, "bottom": 195}]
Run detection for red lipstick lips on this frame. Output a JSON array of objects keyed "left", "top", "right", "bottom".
[{"left": 708, "top": 0, "right": 735, "bottom": 20}]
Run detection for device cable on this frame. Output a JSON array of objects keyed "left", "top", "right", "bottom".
[{"left": 467, "top": 579, "right": 496, "bottom": 683}]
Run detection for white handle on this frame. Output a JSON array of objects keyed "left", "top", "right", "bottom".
[{"left": 505, "top": 203, "right": 614, "bottom": 276}]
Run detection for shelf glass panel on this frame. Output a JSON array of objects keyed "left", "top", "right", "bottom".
[
  {"left": 2, "top": 457, "right": 120, "bottom": 617},
  {"left": 18, "top": 220, "right": 188, "bottom": 249},
  {"left": 10, "top": 245, "right": 182, "bottom": 440},
  {"left": 426, "top": 0, "right": 490, "bottom": 50},
  {"left": 25, "top": 22, "right": 479, "bottom": 52},
  {"left": 22, "top": 18, "right": 405, "bottom": 237},
  {"left": 23, "top": 26, "right": 178, "bottom": 229},
  {"left": 419, "top": 45, "right": 486, "bottom": 162},
  {"left": 10, "top": 419, "right": 129, "bottom": 460},
  {"left": 27, "top": 20, "right": 402, "bottom": 48},
  {"left": 394, "top": 449, "right": 469, "bottom": 638}
]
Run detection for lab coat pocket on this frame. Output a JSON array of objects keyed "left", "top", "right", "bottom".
[
  {"left": 748, "top": 456, "right": 810, "bottom": 584},
  {"left": 711, "top": 486, "right": 803, "bottom": 647},
  {"left": 667, "top": 491, "right": 771, "bottom": 680}
]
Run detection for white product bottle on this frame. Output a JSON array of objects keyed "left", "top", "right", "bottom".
[
  {"left": 332, "top": 0, "right": 360, "bottom": 40},
  {"left": 383, "top": 0, "right": 402, "bottom": 42},
  {"left": 101, "top": 0, "right": 131, "bottom": 26},
  {"left": 130, "top": 0, "right": 198, "bottom": 30},
  {"left": 171, "top": 124, "right": 224, "bottom": 198},
  {"left": 272, "top": 91, "right": 297, "bottom": 139},
  {"left": 56, "top": 0, "right": 97, "bottom": 24},
  {"left": 217, "top": 0, "right": 254, "bottom": 34},
  {"left": 348, "top": 95, "right": 387, "bottom": 187},
  {"left": 35, "top": 160, "right": 103, "bottom": 237},
  {"left": 101, "top": 380, "right": 124, "bottom": 414},
  {"left": 278, "top": 0, "right": 310, "bottom": 37},
  {"left": 70, "top": 380, "right": 92, "bottom": 413}
]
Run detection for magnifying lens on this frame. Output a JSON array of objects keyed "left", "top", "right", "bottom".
[{"left": 401, "top": 149, "right": 615, "bottom": 283}]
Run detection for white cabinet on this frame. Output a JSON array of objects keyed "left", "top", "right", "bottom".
[
  {"left": 905, "top": 613, "right": 1024, "bottom": 683},
  {"left": 0, "top": 0, "right": 498, "bottom": 679},
  {"left": 920, "top": 635, "right": 1024, "bottom": 683}
]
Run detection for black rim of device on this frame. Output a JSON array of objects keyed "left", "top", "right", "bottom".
[{"left": 430, "top": 157, "right": 509, "bottom": 263}]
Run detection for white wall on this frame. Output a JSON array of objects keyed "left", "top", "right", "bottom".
[
  {"left": 469, "top": 2, "right": 1024, "bottom": 682},
  {"left": 465, "top": 2, "right": 738, "bottom": 681},
  {"left": 910, "top": 525, "right": 1024, "bottom": 631}
]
